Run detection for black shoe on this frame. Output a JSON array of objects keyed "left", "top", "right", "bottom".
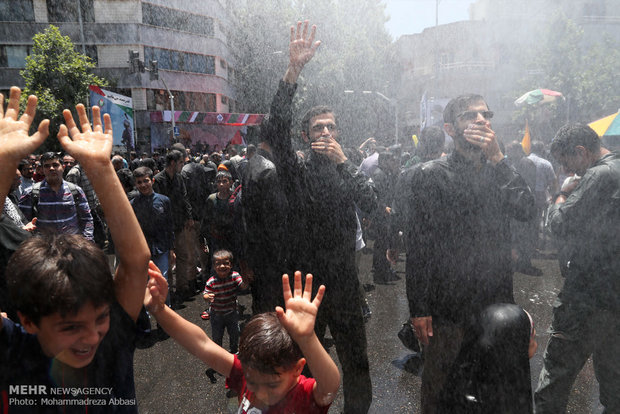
[
  {"left": 225, "top": 389, "right": 238, "bottom": 398},
  {"left": 362, "top": 304, "right": 372, "bottom": 322},
  {"left": 205, "top": 368, "right": 218, "bottom": 383}
]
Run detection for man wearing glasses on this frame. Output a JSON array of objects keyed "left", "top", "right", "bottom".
[
  {"left": 18, "top": 151, "right": 94, "bottom": 240},
  {"left": 391, "top": 94, "right": 535, "bottom": 413},
  {"left": 259, "top": 22, "right": 377, "bottom": 413}
]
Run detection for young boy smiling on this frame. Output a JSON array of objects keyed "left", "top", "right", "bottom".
[
  {"left": 0, "top": 87, "right": 150, "bottom": 413},
  {"left": 145, "top": 269, "right": 340, "bottom": 413}
]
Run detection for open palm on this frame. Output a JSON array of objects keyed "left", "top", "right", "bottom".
[
  {"left": 276, "top": 272, "right": 325, "bottom": 340},
  {"left": 57, "top": 104, "right": 113, "bottom": 166},
  {"left": 289, "top": 21, "right": 321, "bottom": 69},
  {"left": 0, "top": 87, "right": 49, "bottom": 162}
]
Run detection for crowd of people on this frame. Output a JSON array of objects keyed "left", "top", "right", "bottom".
[{"left": 1, "top": 20, "right": 619, "bottom": 414}]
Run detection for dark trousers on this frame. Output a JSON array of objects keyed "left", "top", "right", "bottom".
[
  {"left": 535, "top": 300, "right": 620, "bottom": 413},
  {"left": 421, "top": 321, "right": 466, "bottom": 414},
  {"left": 314, "top": 279, "right": 372, "bottom": 413},
  {"left": 210, "top": 310, "right": 240, "bottom": 354}
]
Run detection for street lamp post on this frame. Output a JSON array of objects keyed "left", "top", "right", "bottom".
[{"left": 345, "top": 90, "right": 399, "bottom": 144}]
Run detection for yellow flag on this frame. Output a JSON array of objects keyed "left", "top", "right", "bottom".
[
  {"left": 521, "top": 120, "right": 531, "bottom": 155},
  {"left": 411, "top": 134, "right": 419, "bottom": 147}
]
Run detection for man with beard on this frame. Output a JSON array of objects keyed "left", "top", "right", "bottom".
[
  {"left": 261, "top": 21, "right": 377, "bottom": 413},
  {"left": 394, "top": 94, "right": 535, "bottom": 413}
]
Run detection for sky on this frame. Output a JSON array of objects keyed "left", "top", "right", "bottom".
[{"left": 383, "top": 0, "right": 473, "bottom": 39}]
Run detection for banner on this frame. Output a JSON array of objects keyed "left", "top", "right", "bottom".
[{"left": 89, "top": 86, "right": 134, "bottom": 152}]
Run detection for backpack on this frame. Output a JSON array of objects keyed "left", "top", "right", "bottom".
[{"left": 30, "top": 181, "right": 81, "bottom": 217}]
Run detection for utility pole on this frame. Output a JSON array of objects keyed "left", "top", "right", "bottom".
[{"left": 160, "top": 76, "right": 176, "bottom": 143}]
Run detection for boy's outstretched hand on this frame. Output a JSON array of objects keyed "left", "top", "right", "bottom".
[
  {"left": 145, "top": 261, "right": 168, "bottom": 315},
  {"left": 276, "top": 271, "right": 325, "bottom": 341},
  {"left": 57, "top": 104, "right": 112, "bottom": 167},
  {"left": 0, "top": 87, "right": 49, "bottom": 163}
]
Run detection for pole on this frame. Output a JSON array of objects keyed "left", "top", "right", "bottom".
[
  {"left": 76, "top": 0, "right": 86, "bottom": 55},
  {"left": 160, "top": 76, "right": 175, "bottom": 143}
]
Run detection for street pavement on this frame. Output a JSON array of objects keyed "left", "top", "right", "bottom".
[{"left": 134, "top": 244, "right": 603, "bottom": 413}]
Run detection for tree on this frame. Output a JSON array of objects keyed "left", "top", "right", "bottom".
[
  {"left": 515, "top": 15, "right": 620, "bottom": 141},
  {"left": 229, "top": 0, "right": 393, "bottom": 146},
  {"left": 20, "top": 25, "right": 108, "bottom": 151}
]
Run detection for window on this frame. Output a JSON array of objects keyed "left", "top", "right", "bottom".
[
  {"left": 142, "top": 3, "right": 214, "bottom": 37},
  {"left": 145, "top": 47, "right": 215, "bottom": 75},
  {"left": 0, "top": 0, "right": 34, "bottom": 21},
  {"left": 0, "top": 46, "right": 30, "bottom": 68},
  {"left": 46, "top": 0, "right": 94, "bottom": 23}
]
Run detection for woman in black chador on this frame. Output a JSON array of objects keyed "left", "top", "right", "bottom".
[{"left": 440, "top": 303, "right": 536, "bottom": 413}]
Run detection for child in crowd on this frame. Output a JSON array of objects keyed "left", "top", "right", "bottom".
[
  {"left": 145, "top": 269, "right": 340, "bottom": 413},
  {"left": 0, "top": 87, "right": 151, "bottom": 413},
  {"left": 201, "top": 249, "right": 246, "bottom": 354}
]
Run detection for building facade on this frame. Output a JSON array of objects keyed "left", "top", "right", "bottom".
[
  {"left": 392, "top": 0, "right": 620, "bottom": 143},
  {"left": 0, "top": 0, "right": 247, "bottom": 152}
]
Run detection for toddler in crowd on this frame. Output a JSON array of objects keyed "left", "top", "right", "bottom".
[
  {"left": 202, "top": 249, "right": 246, "bottom": 353},
  {"left": 145, "top": 269, "right": 340, "bottom": 413}
]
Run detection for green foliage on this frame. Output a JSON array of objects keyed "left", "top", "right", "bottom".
[
  {"left": 229, "top": 0, "right": 393, "bottom": 146},
  {"left": 20, "top": 25, "right": 108, "bottom": 151},
  {"left": 515, "top": 15, "right": 620, "bottom": 141}
]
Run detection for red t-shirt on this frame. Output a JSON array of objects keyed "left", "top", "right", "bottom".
[{"left": 226, "top": 355, "right": 331, "bottom": 414}]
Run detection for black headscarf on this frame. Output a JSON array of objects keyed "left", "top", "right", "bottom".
[{"left": 440, "top": 303, "right": 533, "bottom": 414}]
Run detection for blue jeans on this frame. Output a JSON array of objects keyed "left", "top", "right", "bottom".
[
  {"left": 210, "top": 310, "right": 240, "bottom": 353},
  {"left": 152, "top": 251, "right": 170, "bottom": 306}
]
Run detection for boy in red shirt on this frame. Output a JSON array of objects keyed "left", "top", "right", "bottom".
[{"left": 145, "top": 268, "right": 339, "bottom": 413}]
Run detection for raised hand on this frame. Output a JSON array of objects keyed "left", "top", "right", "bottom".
[
  {"left": 57, "top": 104, "right": 112, "bottom": 167},
  {"left": 0, "top": 87, "right": 49, "bottom": 164},
  {"left": 145, "top": 261, "right": 168, "bottom": 314},
  {"left": 284, "top": 21, "right": 321, "bottom": 84},
  {"left": 289, "top": 20, "right": 321, "bottom": 69},
  {"left": 276, "top": 271, "right": 325, "bottom": 341}
]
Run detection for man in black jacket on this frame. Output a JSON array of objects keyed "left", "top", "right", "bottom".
[
  {"left": 390, "top": 94, "right": 535, "bottom": 414},
  {"left": 261, "top": 21, "right": 377, "bottom": 414},
  {"left": 241, "top": 139, "right": 289, "bottom": 314},
  {"left": 153, "top": 150, "right": 195, "bottom": 301}
]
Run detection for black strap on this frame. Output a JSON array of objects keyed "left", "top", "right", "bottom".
[{"left": 31, "top": 181, "right": 81, "bottom": 216}]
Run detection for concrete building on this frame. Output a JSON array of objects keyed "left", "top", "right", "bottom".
[
  {"left": 0, "top": 0, "right": 251, "bottom": 152},
  {"left": 392, "top": 0, "right": 620, "bottom": 143}
]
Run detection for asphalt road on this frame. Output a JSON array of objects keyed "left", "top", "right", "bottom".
[{"left": 134, "top": 244, "right": 603, "bottom": 413}]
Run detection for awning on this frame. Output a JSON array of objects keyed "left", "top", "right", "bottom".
[{"left": 150, "top": 111, "right": 265, "bottom": 126}]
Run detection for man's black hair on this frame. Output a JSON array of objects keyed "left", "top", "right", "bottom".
[
  {"left": 301, "top": 105, "right": 335, "bottom": 135},
  {"left": 165, "top": 149, "right": 184, "bottom": 166},
  {"left": 443, "top": 94, "right": 486, "bottom": 125},
  {"left": 418, "top": 126, "right": 445, "bottom": 158},
  {"left": 18, "top": 159, "right": 31, "bottom": 171},
  {"left": 531, "top": 141, "right": 545, "bottom": 155},
  {"left": 40, "top": 152, "right": 62, "bottom": 163},
  {"left": 140, "top": 157, "right": 157, "bottom": 172},
  {"left": 116, "top": 168, "right": 134, "bottom": 192},
  {"left": 550, "top": 123, "right": 600, "bottom": 158}
]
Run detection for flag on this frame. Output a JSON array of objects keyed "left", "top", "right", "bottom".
[{"left": 521, "top": 120, "right": 531, "bottom": 155}]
